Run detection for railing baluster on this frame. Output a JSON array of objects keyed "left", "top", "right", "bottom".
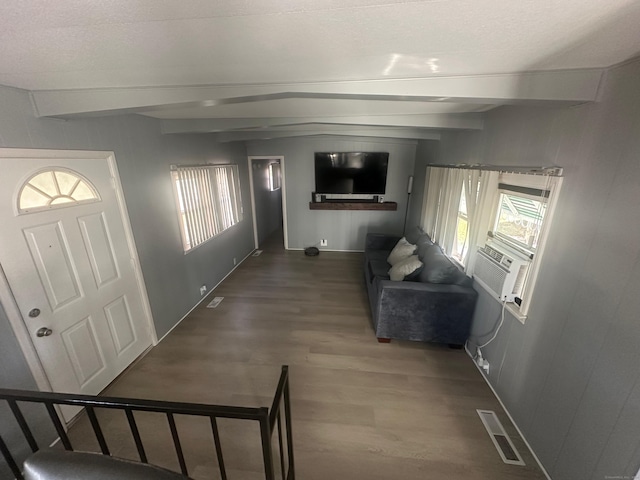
[
  {"left": 259, "top": 407, "right": 275, "bottom": 480},
  {"left": 209, "top": 416, "right": 227, "bottom": 480},
  {"left": 125, "top": 408, "right": 147, "bottom": 463},
  {"left": 86, "top": 406, "right": 110, "bottom": 455},
  {"left": 8, "top": 400, "right": 39, "bottom": 453},
  {"left": 277, "top": 410, "right": 285, "bottom": 480},
  {"left": 0, "top": 433, "right": 24, "bottom": 480},
  {"left": 283, "top": 368, "right": 295, "bottom": 480},
  {"left": 45, "top": 402, "right": 72, "bottom": 450},
  {"left": 167, "top": 413, "right": 188, "bottom": 476}
]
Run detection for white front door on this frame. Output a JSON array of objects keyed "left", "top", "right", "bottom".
[{"left": 0, "top": 152, "right": 153, "bottom": 418}]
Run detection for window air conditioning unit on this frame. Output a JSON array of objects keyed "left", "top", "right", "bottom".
[{"left": 473, "top": 242, "right": 531, "bottom": 302}]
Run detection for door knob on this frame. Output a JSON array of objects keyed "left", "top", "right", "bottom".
[
  {"left": 29, "top": 308, "right": 41, "bottom": 318},
  {"left": 36, "top": 327, "right": 53, "bottom": 337}
]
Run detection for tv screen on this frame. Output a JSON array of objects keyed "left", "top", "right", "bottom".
[{"left": 314, "top": 152, "right": 389, "bottom": 194}]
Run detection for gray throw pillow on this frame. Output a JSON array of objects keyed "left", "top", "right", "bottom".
[
  {"left": 419, "top": 246, "right": 460, "bottom": 284},
  {"left": 417, "top": 242, "right": 436, "bottom": 262},
  {"left": 404, "top": 226, "right": 425, "bottom": 245},
  {"left": 415, "top": 233, "right": 433, "bottom": 247},
  {"left": 389, "top": 255, "right": 423, "bottom": 281}
]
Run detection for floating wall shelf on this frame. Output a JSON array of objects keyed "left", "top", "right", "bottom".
[{"left": 309, "top": 202, "right": 398, "bottom": 211}]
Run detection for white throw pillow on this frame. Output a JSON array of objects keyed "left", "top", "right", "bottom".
[
  {"left": 389, "top": 255, "right": 423, "bottom": 281},
  {"left": 387, "top": 237, "right": 416, "bottom": 266}
]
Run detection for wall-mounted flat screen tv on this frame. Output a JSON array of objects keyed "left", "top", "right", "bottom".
[{"left": 314, "top": 152, "right": 389, "bottom": 194}]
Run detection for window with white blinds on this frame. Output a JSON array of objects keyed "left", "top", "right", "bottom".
[{"left": 171, "top": 164, "right": 243, "bottom": 252}]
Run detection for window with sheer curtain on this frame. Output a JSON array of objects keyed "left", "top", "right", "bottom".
[
  {"left": 171, "top": 165, "right": 243, "bottom": 252},
  {"left": 422, "top": 167, "right": 498, "bottom": 267},
  {"left": 421, "top": 166, "right": 562, "bottom": 315}
]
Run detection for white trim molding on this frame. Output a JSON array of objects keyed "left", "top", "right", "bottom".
[{"left": 247, "top": 155, "right": 288, "bottom": 250}]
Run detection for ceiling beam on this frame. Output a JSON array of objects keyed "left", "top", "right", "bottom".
[
  {"left": 32, "top": 69, "right": 604, "bottom": 118},
  {"left": 159, "top": 113, "right": 483, "bottom": 134},
  {"left": 204, "top": 128, "right": 441, "bottom": 143}
]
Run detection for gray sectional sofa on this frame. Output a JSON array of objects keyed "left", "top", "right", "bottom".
[{"left": 363, "top": 227, "right": 478, "bottom": 346}]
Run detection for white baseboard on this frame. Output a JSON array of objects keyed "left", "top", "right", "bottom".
[
  {"left": 156, "top": 249, "right": 254, "bottom": 344},
  {"left": 464, "top": 344, "right": 552, "bottom": 480},
  {"left": 288, "top": 247, "right": 365, "bottom": 253}
]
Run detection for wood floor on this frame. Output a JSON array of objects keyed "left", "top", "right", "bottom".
[{"left": 67, "top": 229, "right": 546, "bottom": 480}]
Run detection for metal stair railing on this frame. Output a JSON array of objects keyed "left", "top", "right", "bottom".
[{"left": 0, "top": 365, "right": 294, "bottom": 480}]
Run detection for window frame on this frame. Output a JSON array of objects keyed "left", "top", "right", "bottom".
[
  {"left": 171, "top": 164, "right": 243, "bottom": 253},
  {"left": 492, "top": 187, "right": 548, "bottom": 256},
  {"left": 486, "top": 173, "right": 562, "bottom": 319},
  {"left": 17, "top": 167, "right": 101, "bottom": 214},
  {"left": 268, "top": 162, "right": 282, "bottom": 191}
]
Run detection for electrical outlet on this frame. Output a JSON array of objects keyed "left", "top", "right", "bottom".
[
  {"left": 233, "top": 257, "right": 237, "bottom": 266},
  {"left": 476, "top": 347, "right": 490, "bottom": 373},
  {"left": 481, "top": 360, "right": 490, "bottom": 374},
  {"left": 476, "top": 347, "right": 484, "bottom": 366},
  {"left": 320, "top": 239, "right": 328, "bottom": 246},
  {"left": 199, "top": 285, "right": 207, "bottom": 296}
]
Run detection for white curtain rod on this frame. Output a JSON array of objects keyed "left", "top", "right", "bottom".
[{"left": 426, "top": 164, "right": 563, "bottom": 176}]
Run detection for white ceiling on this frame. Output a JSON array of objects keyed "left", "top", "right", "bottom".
[{"left": 2, "top": 0, "right": 640, "bottom": 140}]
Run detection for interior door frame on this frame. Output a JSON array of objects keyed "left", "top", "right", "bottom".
[
  {"left": 247, "top": 155, "right": 288, "bottom": 250},
  {"left": 0, "top": 148, "right": 157, "bottom": 393}
]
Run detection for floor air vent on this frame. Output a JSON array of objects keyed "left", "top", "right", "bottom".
[
  {"left": 206, "top": 297, "right": 224, "bottom": 308},
  {"left": 477, "top": 410, "right": 525, "bottom": 466}
]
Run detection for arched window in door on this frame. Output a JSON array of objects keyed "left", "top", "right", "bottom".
[{"left": 18, "top": 168, "right": 101, "bottom": 214}]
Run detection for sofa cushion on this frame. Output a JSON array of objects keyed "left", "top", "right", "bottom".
[
  {"left": 387, "top": 237, "right": 417, "bottom": 266},
  {"left": 404, "top": 226, "right": 424, "bottom": 245},
  {"left": 415, "top": 233, "right": 433, "bottom": 247},
  {"left": 405, "top": 226, "right": 434, "bottom": 248},
  {"left": 452, "top": 271, "right": 473, "bottom": 287},
  {"left": 417, "top": 242, "right": 435, "bottom": 262},
  {"left": 419, "top": 245, "right": 462, "bottom": 284},
  {"left": 365, "top": 249, "right": 392, "bottom": 263},
  {"left": 388, "top": 255, "right": 423, "bottom": 281},
  {"left": 368, "top": 258, "right": 391, "bottom": 281}
]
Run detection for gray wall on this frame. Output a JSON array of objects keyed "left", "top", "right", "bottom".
[
  {"left": 406, "top": 140, "right": 438, "bottom": 232},
  {"left": 413, "top": 58, "right": 640, "bottom": 479},
  {"left": 250, "top": 158, "right": 283, "bottom": 246},
  {"left": 0, "top": 84, "right": 254, "bottom": 474},
  {"left": 246, "top": 136, "right": 417, "bottom": 251}
]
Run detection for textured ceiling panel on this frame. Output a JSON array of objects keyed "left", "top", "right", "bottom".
[
  {"left": 0, "top": 0, "right": 638, "bottom": 90},
  {"left": 0, "top": 0, "right": 431, "bottom": 29},
  {"left": 1, "top": 0, "right": 637, "bottom": 138}
]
